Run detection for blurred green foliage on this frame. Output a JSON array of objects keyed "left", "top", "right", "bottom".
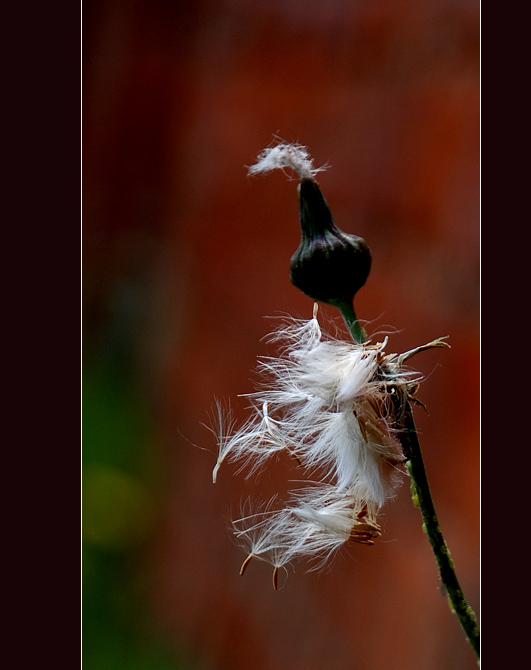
[{"left": 82, "top": 365, "right": 190, "bottom": 670}]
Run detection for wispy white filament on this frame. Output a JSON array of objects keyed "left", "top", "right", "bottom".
[
  {"left": 213, "top": 309, "right": 447, "bottom": 585},
  {"left": 247, "top": 142, "right": 327, "bottom": 179}
]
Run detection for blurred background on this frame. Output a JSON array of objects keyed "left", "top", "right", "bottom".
[{"left": 82, "top": 1, "right": 480, "bottom": 668}]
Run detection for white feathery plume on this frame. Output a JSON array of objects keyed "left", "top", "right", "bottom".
[
  {"left": 233, "top": 484, "right": 382, "bottom": 583},
  {"left": 247, "top": 141, "right": 327, "bottom": 180},
  {"left": 212, "top": 306, "right": 448, "bottom": 586}
]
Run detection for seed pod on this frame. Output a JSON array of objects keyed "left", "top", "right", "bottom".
[{"left": 290, "top": 178, "right": 372, "bottom": 306}]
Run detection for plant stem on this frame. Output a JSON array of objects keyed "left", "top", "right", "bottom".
[
  {"left": 335, "top": 298, "right": 479, "bottom": 660},
  {"left": 400, "top": 404, "right": 480, "bottom": 661},
  {"left": 334, "top": 300, "right": 366, "bottom": 344}
]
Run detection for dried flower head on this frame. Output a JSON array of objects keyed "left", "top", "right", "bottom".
[{"left": 212, "top": 305, "right": 448, "bottom": 587}]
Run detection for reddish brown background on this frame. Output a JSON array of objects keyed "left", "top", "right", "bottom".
[{"left": 83, "top": 1, "right": 480, "bottom": 668}]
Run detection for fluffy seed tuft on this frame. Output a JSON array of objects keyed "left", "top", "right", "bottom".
[
  {"left": 212, "top": 307, "right": 448, "bottom": 584},
  {"left": 247, "top": 142, "right": 327, "bottom": 180}
]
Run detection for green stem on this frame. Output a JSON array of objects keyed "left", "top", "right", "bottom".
[
  {"left": 332, "top": 299, "right": 479, "bottom": 660},
  {"left": 401, "top": 404, "right": 480, "bottom": 661},
  {"left": 333, "top": 300, "right": 366, "bottom": 344}
]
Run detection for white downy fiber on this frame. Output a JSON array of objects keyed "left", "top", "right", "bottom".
[{"left": 212, "top": 309, "right": 438, "bottom": 584}]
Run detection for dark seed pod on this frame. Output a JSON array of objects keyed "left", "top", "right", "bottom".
[{"left": 290, "top": 178, "right": 372, "bottom": 305}]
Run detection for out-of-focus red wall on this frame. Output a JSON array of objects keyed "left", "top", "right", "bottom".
[{"left": 83, "top": 0, "right": 479, "bottom": 668}]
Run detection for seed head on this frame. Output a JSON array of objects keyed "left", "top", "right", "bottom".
[
  {"left": 290, "top": 178, "right": 372, "bottom": 306},
  {"left": 212, "top": 309, "right": 447, "bottom": 585}
]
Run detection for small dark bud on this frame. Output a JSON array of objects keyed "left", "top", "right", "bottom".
[{"left": 290, "top": 178, "right": 372, "bottom": 305}]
